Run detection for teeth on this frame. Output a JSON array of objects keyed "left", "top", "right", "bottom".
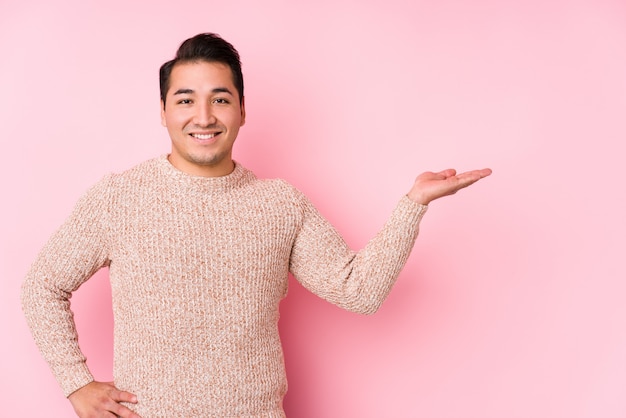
[{"left": 192, "top": 133, "right": 216, "bottom": 139}]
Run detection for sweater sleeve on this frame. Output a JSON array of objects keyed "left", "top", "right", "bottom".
[
  {"left": 21, "top": 176, "right": 113, "bottom": 397},
  {"left": 289, "top": 193, "right": 427, "bottom": 315}
]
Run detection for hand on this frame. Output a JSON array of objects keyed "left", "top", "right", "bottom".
[
  {"left": 407, "top": 168, "right": 492, "bottom": 205},
  {"left": 68, "top": 381, "right": 141, "bottom": 418}
]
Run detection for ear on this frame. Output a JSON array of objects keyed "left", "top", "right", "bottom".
[
  {"left": 240, "top": 96, "right": 246, "bottom": 127},
  {"left": 160, "top": 100, "right": 167, "bottom": 127}
]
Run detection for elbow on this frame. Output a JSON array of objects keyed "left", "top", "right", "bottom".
[
  {"left": 333, "top": 279, "right": 393, "bottom": 315},
  {"left": 20, "top": 274, "right": 59, "bottom": 319},
  {"left": 354, "top": 304, "right": 382, "bottom": 316},
  {"left": 20, "top": 275, "right": 40, "bottom": 320},
  {"left": 341, "top": 293, "right": 386, "bottom": 315},
  {"left": 20, "top": 277, "right": 34, "bottom": 314}
]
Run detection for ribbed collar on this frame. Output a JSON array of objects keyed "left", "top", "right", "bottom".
[{"left": 155, "top": 154, "right": 255, "bottom": 194}]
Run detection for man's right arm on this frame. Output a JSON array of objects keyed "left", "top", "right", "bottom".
[{"left": 20, "top": 176, "right": 140, "bottom": 416}]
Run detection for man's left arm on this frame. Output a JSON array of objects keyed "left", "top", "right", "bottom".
[{"left": 288, "top": 167, "right": 491, "bottom": 314}]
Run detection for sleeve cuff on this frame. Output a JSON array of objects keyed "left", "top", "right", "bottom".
[
  {"left": 397, "top": 195, "right": 428, "bottom": 225},
  {"left": 60, "top": 362, "right": 94, "bottom": 398}
]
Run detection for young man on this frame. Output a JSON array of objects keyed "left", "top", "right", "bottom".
[{"left": 22, "top": 33, "right": 491, "bottom": 418}]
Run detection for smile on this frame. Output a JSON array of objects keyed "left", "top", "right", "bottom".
[{"left": 191, "top": 133, "right": 218, "bottom": 140}]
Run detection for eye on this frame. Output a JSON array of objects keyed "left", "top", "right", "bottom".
[
  {"left": 177, "top": 99, "right": 193, "bottom": 105},
  {"left": 213, "top": 98, "right": 230, "bottom": 104}
]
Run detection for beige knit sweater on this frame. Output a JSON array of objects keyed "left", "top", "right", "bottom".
[{"left": 21, "top": 155, "right": 427, "bottom": 417}]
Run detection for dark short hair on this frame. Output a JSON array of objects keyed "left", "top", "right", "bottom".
[{"left": 159, "top": 33, "right": 244, "bottom": 105}]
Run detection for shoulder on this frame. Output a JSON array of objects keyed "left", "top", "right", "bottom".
[
  {"left": 234, "top": 175, "right": 312, "bottom": 221},
  {"left": 73, "top": 157, "right": 164, "bottom": 208},
  {"left": 109, "top": 157, "right": 162, "bottom": 185},
  {"left": 244, "top": 176, "right": 307, "bottom": 202},
  {"left": 90, "top": 156, "right": 165, "bottom": 198}
]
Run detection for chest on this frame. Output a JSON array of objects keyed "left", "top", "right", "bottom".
[{"left": 106, "top": 189, "right": 300, "bottom": 289}]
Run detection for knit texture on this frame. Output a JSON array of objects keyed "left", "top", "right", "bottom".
[{"left": 21, "top": 155, "right": 427, "bottom": 417}]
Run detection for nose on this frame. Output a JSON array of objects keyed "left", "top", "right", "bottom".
[{"left": 193, "top": 102, "right": 217, "bottom": 127}]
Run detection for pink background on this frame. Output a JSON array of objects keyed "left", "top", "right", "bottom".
[{"left": 2, "top": 0, "right": 625, "bottom": 416}]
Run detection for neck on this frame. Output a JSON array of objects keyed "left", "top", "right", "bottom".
[{"left": 167, "top": 154, "right": 235, "bottom": 177}]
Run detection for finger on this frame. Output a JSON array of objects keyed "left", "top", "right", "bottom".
[
  {"left": 452, "top": 172, "right": 490, "bottom": 191},
  {"left": 436, "top": 168, "right": 457, "bottom": 178},
  {"left": 454, "top": 174, "right": 482, "bottom": 188},
  {"left": 110, "top": 388, "right": 138, "bottom": 404},
  {"left": 479, "top": 168, "right": 493, "bottom": 177},
  {"left": 461, "top": 168, "right": 492, "bottom": 178},
  {"left": 109, "top": 401, "right": 142, "bottom": 418},
  {"left": 456, "top": 168, "right": 492, "bottom": 182}
]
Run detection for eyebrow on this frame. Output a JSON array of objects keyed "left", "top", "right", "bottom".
[{"left": 172, "top": 87, "right": 234, "bottom": 96}]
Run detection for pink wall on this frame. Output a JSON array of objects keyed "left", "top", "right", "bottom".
[{"left": 2, "top": 0, "right": 625, "bottom": 416}]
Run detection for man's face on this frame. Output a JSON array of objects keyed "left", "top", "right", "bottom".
[{"left": 161, "top": 61, "right": 246, "bottom": 177}]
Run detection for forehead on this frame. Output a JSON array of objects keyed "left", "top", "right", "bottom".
[{"left": 168, "top": 61, "right": 236, "bottom": 93}]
